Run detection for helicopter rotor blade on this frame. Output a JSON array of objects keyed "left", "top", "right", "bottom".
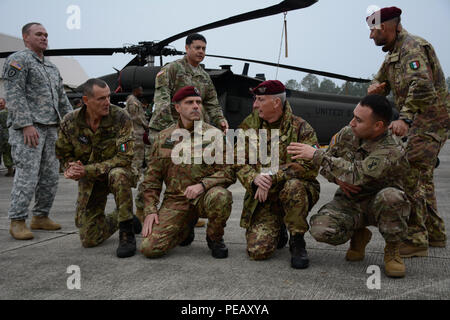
[
  {"left": 123, "top": 0, "right": 317, "bottom": 68},
  {"left": 158, "top": 0, "right": 317, "bottom": 48},
  {"left": 0, "top": 48, "right": 127, "bottom": 59},
  {"left": 205, "top": 53, "right": 371, "bottom": 83}
]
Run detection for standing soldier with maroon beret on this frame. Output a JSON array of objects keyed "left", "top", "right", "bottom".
[{"left": 366, "top": 7, "right": 450, "bottom": 257}]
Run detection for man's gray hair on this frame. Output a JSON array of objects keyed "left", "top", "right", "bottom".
[
  {"left": 271, "top": 92, "right": 286, "bottom": 106},
  {"left": 82, "top": 78, "right": 108, "bottom": 97}
]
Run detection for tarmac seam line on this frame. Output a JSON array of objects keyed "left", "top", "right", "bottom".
[{"left": 0, "top": 233, "right": 75, "bottom": 255}]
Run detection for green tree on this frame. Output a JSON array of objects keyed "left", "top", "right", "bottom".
[
  {"left": 318, "top": 78, "right": 340, "bottom": 94},
  {"left": 301, "top": 74, "right": 319, "bottom": 92},
  {"left": 285, "top": 79, "right": 301, "bottom": 91},
  {"left": 446, "top": 77, "right": 450, "bottom": 91},
  {"left": 339, "top": 81, "right": 370, "bottom": 97}
]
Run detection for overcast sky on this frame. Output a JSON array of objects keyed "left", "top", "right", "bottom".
[{"left": 1, "top": 0, "right": 449, "bottom": 86}]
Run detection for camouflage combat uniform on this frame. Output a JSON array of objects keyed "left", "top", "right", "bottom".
[
  {"left": 2, "top": 48, "right": 73, "bottom": 220},
  {"left": 309, "top": 126, "right": 411, "bottom": 245},
  {"left": 235, "top": 102, "right": 320, "bottom": 260},
  {"left": 55, "top": 105, "right": 137, "bottom": 248},
  {"left": 372, "top": 29, "right": 450, "bottom": 246},
  {"left": 125, "top": 94, "right": 149, "bottom": 214},
  {"left": 140, "top": 120, "right": 235, "bottom": 258},
  {"left": 148, "top": 56, "right": 226, "bottom": 135},
  {"left": 0, "top": 108, "right": 13, "bottom": 169}
]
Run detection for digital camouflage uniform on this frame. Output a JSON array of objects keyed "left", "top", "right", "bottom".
[
  {"left": 55, "top": 105, "right": 137, "bottom": 248},
  {"left": 235, "top": 102, "right": 320, "bottom": 260},
  {"left": 0, "top": 108, "right": 13, "bottom": 169},
  {"left": 124, "top": 94, "right": 149, "bottom": 214},
  {"left": 372, "top": 29, "right": 450, "bottom": 246},
  {"left": 140, "top": 120, "right": 235, "bottom": 258},
  {"left": 309, "top": 126, "right": 411, "bottom": 245},
  {"left": 148, "top": 56, "right": 226, "bottom": 135},
  {"left": 2, "top": 48, "right": 73, "bottom": 220}
]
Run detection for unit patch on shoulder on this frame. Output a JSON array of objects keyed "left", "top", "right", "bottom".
[{"left": 409, "top": 61, "right": 420, "bottom": 70}]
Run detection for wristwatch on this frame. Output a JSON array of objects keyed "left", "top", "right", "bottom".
[{"left": 401, "top": 118, "right": 413, "bottom": 127}]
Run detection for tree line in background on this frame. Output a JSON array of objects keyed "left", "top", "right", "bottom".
[{"left": 285, "top": 74, "right": 450, "bottom": 97}]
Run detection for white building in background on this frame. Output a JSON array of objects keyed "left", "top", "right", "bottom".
[{"left": 0, "top": 33, "right": 88, "bottom": 99}]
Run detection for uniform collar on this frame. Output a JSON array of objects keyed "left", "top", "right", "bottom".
[
  {"left": 357, "top": 130, "right": 389, "bottom": 153},
  {"left": 389, "top": 28, "right": 408, "bottom": 54},
  {"left": 76, "top": 105, "right": 114, "bottom": 129},
  {"left": 24, "top": 48, "right": 52, "bottom": 66}
]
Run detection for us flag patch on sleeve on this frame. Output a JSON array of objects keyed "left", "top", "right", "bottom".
[{"left": 10, "top": 61, "right": 23, "bottom": 71}]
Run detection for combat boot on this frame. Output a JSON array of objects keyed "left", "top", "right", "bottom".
[
  {"left": 289, "top": 233, "right": 309, "bottom": 269},
  {"left": 384, "top": 242, "right": 406, "bottom": 278},
  {"left": 346, "top": 227, "right": 372, "bottom": 261},
  {"left": 277, "top": 223, "right": 289, "bottom": 249},
  {"left": 206, "top": 236, "right": 228, "bottom": 259},
  {"left": 30, "top": 216, "right": 61, "bottom": 230},
  {"left": 116, "top": 219, "right": 136, "bottom": 258},
  {"left": 132, "top": 215, "right": 142, "bottom": 234},
  {"left": 179, "top": 217, "right": 198, "bottom": 247},
  {"left": 195, "top": 219, "right": 206, "bottom": 228},
  {"left": 9, "top": 220, "right": 34, "bottom": 240},
  {"left": 429, "top": 240, "right": 446, "bottom": 248},
  {"left": 399, "top": 242, "right": 428, "bottom": 258}
]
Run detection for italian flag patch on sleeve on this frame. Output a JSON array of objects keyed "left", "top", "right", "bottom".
[
  {"left": 409, "top": 61, "right": 420, "bottom": 70},
  {"left": 120, "top": 143, "right": 127, "bottom": 152}
]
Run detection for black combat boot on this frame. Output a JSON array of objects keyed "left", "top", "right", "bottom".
[
  {"left": 289, "top": 233, "right": 309, "bottom": 269},
  {"left": 116, "top": 219, "right": 136, "bottom": 258},
  {"left": 277, "top": 223, "right": 289, "bottom": 249},
  {"left": 206, "top": 236, "right": 228, "bottom": 259},
  {"left": 179, "top": 218, "right": 197, "bottom": 247},
  {"left": 132, "top": 215, "right": 142, "bottom": 234}
]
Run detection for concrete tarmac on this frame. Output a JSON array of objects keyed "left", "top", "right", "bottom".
[{"left": 0, "top": 142, "right": 449, "bottom": 300}]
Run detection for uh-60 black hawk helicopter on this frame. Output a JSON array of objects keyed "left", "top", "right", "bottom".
[{"left": 0, "top": 0, "right": 373, "bottom": 145}]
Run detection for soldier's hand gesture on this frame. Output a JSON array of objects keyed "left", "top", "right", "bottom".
[
  {"left": 142, "top": 213, "right": 159, "bottom": 237},
  {"left": 253, "top": 174, "right": 272, "bottom": 191}
]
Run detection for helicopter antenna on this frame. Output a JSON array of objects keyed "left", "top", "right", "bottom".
[{"left": 276, "top": 12, "right": 288, "bottom": 80}]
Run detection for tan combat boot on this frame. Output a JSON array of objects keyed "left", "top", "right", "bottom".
[
  {"left": 9, "top": 220, "right": 34, "bottom": 240},
  {"left": 345, "top": 227, "right": 372, "bottom": 261},
  {"left": 429, "top": 240, "right": 446, "bottom": 248},
  {"left": 384, "top": 242, "right": 406, "bottom": 278},
  {"left": 195, "top": 219, "right": 206, "bottom": 228},
  {"left": 399, "top": 242, "right": 428, "bottom": 258},
  {"left": 30, "top": 216, "right": 61, "bottom": 230}
]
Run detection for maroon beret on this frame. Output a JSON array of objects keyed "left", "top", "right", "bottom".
[
  {"left": 252, "top": 80, "right": 285, "bottom": 95},
  {"left": 172, "top": 86, "right": 201, "bottom": 103},
  {"left": 366, "top": 6, "right": 402, "bottom": 27}
]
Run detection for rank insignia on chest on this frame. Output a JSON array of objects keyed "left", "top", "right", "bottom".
[
  {"left": 409, "top": 61, "right": 420, "bottom": 70},
  {"left": 78, "top": 135, "right": 90, "bottom": 145},
  {"left": 368, "top": 159, "right": 378, "bottom": 170},
  {"left": 120, "top": 143, "right": 128, "bottom": 152}
]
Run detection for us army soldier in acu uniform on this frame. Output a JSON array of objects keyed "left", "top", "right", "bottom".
[
  {"left": 366, "top": 7, "right": 450, "bottom": 257},
  {"left": 3, "top": 23, "right": 73, "bottom": 240},
  {"left": 55, "top": 79, "right": 142, "bottom": 258},
  {"left": 288, "top": 95, "right": 411, "bottom": 278},
  {"left": 235, "top": 80, "right": 320, "bottom": 269},
  {"left": 140, "top": 86, "right": 235, "bottom": 259}
]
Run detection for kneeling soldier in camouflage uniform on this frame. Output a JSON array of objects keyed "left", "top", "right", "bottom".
[
  {"left": 235, "top": 80, "right": 320, "bottom": 269},
  {"left": 288, "top": 95, "right": 411, "bottom": 278},
  {"left": 140, "top": 86, "right": 235, "bottom": 259},
  {"left": 55, "top": 78, "right": 142, "bottom": 258}
]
